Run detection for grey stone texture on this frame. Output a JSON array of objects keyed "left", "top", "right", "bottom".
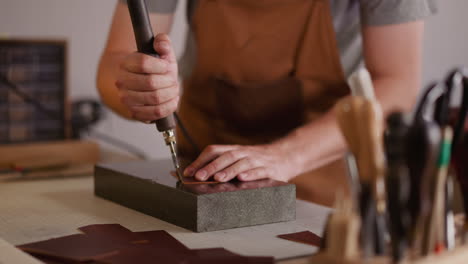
[{"left": 94, "top": 160, "right": 296, "bottom": 232}]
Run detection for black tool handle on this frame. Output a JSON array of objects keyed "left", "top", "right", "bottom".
[{"left": 127, "top": 0, "right": 176, "bottom": 132}]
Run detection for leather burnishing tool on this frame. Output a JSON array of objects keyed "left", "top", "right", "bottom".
[
  {"left": 126, "top": 0, "right": 183, "bottom": 181},
  {"left": 340, "top": 69, "right": 388, "bottom": 257},
  {"left": 335, "top": 95, "right": 387, "bottom": 258}
]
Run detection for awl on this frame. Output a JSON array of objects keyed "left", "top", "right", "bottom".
[{"left": 127, "top": 0, "right": 183, "bottom": 181}]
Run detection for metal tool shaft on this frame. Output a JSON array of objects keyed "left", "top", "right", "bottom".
[{"left": 163, "top": 130, "right": 183, "bottom": 180}]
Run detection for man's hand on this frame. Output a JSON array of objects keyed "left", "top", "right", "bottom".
[
  {"left": 115, "top": 34, "right": 179, "bottom": 122},
  {"left": 183, "top": 144, "right": 299, "bottom": 183}
]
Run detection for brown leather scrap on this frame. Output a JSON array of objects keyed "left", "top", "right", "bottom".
[
  {"left": 18, "top": 233, "right": 122, "bottom": 262},
  {"left": 18, "top": 224, "right": 273, "bottom": 264},
  {"left": 170, "top": 171, "right": 220, "bottom": 185},
  {"left": 181, "top": 177, "right": 219, "bottom": 185},
  {"left": 277, "top": 231, "right": 323, "bottom": 247}
]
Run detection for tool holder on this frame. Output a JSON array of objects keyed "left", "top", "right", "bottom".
[
  {"left": 307, "top": 245, "right": 468, "bottom": 264},
  {"left": 307, "top": 209, "right": 468, "bottom": 264},
  {"left": 322, "top": 67, "right": 468, "bottom": 264}
]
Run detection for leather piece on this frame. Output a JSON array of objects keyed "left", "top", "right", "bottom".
[
  {"left": 181, "top": 176, "right": 219, "bottom": 185},
  {"left": 98, "top": 246, "right": 273, "bottom": 264},
  {"left": 34, "top": 255, "right": 78, "bottom": 264},
  {"left": 170, "top": 171, "right": 219, "bottom": 185},
  {"left": 18, "top": 234, "right": 121, "bottom": 262},
  {"left": 172, "top": 169, "right": 223, "bottom": 185},
  {"left": 172, "top": 171, "right": 289, "bottom": 195},
  {"left": 18, "top": 224, "right": 273, "bottom": 264},
  {"left": 78, "top": 224, "right": 135, "bottom": 241},
  {"left": 133, "top": 231, "right": 189, "bottom": 252},
  {"left": 109, "top": 246, "right": 271, "bottom": 263},
  {"left": 179, "top": 178, "right": 288, "bottom": 195},
  {"left": 277, "top": 231, "right": 322, "bottom": 247}
]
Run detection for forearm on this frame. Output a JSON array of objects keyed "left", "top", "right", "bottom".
[
  {"left": 97, "top": 51, "right": 133, "bottom": 119},
  {"left": 273, "top": 76, "right": 420, "bottom": 179},
  {"left": 276, "top": 21, "right": 424, "bottom": 179}
]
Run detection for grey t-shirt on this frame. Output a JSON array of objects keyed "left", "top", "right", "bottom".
[{"left": 121, "top": 0, "right": 436, "bottom": 77}]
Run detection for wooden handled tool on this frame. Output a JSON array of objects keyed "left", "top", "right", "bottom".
[
  {"left": 341, "top": 68, "right": 376, "bottom": 210},
  {"left": 335, "top": 96, "right": 387, "bottom": 257},
  {"left": 336, "top": 97, "right": 386, "bottom": 198},
  {"left": 348, "top": 68, "right": 376, "bottom": 100},
  {"left": 345, "top": 68, "right": 385, "bottom": 191},
  {"left": 426, "top": 127, "right": 453, "bottom": 254},
  {"left": 325, "top": 196, "right": 361, "bottom": 260}
]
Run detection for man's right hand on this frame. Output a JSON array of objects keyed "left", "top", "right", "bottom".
[{"left": 116, "top": 33, "right": 179, "bottom": 122}]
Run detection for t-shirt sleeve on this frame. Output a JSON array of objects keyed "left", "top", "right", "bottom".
[
  {"left": 360, "top": 0, "right": 437, "bottom": 26},
  {"left": 118, "top": 0, "right": 179, "bottom": 14}
]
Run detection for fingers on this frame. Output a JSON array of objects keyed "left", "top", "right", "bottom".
[
  {"left": 184, "top": 145, "right": 237, "bottom": 178},
  {"left": 129, "top": 96, "right": 179, "bottom": 121},
  {"left": 237, "top": 167, "right": 270, "bottom": 182},
  {"left": 121, "top": 52, "right": 169, "bottom": 74},
  {"left": 116, "top": 70, "right": 177, "bottom": 92},
  {"left": 120, "top": 88, "right": 178, "bottom": 107},
  {"left": 214, "top": 157, "right": 259, "bottom": 182},
  {"left": 195, "top": 150, "right": 247, "bottom": 181},
  {"left": 116, "top": 34, "right": 179, "bottom": 122},
  {"left": 185, "top": 145, "right": 276, "bottom": 183},
  {"left": 154, "top": 33, "right": 177, "bottom": 63}
]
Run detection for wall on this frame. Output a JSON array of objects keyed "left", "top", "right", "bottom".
[
  {"left": 0, "top": 0, "right": 188, "bottom": 159},
  {"left": 0, "top": 0, "right": 467, "bottom": 159},
  {"left": 422, "top": 0, "right": 468, "bottom": 85}
]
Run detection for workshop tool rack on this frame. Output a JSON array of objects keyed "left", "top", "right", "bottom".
[
  {"left": 308, "top": 245, "right": 468, "bottom": 264},
  {"left": 0, "top": 39, "right": 69, "bottom": 144}
]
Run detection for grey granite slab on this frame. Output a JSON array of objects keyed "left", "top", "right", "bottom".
[{"left": 94, "top": 159, "right": 296, "bottom": 232}]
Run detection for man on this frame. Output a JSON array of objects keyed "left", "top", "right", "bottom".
[{"left": 97, "top": 0, "right": 436, "bottom": 205}]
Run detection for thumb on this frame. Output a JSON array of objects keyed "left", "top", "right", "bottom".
[{"left": 154, "top": 33, "right": 176, "bottom": 63}]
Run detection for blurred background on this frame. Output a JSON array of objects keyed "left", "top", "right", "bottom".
[{"left": 0, "top": 0, "right": 467, "bottom": 160}]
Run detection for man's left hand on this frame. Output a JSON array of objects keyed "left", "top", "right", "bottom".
[{"left": 183, "top": 144, "right": 298, "bottom": 183}]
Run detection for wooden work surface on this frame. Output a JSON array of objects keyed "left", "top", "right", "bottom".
[{"left": 0, "top": 175, "right": 330, "bottom": 263}]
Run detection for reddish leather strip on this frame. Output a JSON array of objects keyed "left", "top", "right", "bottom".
[
  {"left": 18, "top": 224, "right": 274, "bottom": 264},
  {"left": 277, "top": 231, "right": 322, "bottom": 247}
]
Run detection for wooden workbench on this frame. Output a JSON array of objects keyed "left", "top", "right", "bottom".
[{"left": 0, "top": 173, "right": 329, "bottom": 263}]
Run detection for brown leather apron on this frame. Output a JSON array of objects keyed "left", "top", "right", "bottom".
[{"left": 177, "top": 0, "right": 350, "bottom": 206}]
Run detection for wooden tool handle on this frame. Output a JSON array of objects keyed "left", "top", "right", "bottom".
[
  {"left": 335, "top": 96, "right": 385, "bottom": 184},
  {"left": 326, "top": 197, "right": 361, "bottom": 260},
  {"left": 335, "top": 96, "right": 365, "bottom": 164},
  {"left": 360, "top": 100, "right": 386, "bottom": 184}
]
